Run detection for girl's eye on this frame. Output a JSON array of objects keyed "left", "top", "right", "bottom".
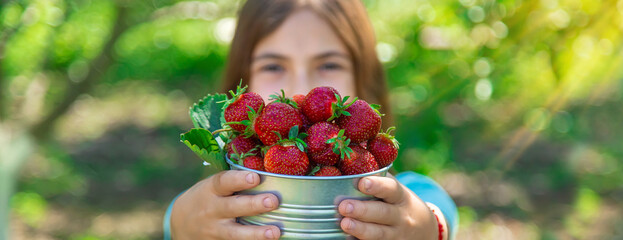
[
  {"left": 319, "top": 62, "right": 343, "bottom": 71},
  {"left": 261, "top": 64, "right": 284, "bottom": 72}
]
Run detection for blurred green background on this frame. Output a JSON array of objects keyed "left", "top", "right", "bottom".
[{"left": 1, "top": 0, "right": 622, "bottom": 239}]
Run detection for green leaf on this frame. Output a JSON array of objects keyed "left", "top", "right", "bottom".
[
  {"left": 342, "top": 96, "right": 350, "bottom": 102},
  {"left": 189, "top": 93, "right": 228, "bottom": 133},
  {"left": 273, "top": 131, "right": 283, "bottom": 140},
  {"left": 295, "top": 138, "right": 307, "bottom": 148},
  {"left": 180, "top": 128, "right": 229, "bottom": 176},
  {"left": 289, "top": 125, "right": 299, "bottom": 139},
  {"left": 299, "top": 132, "right": 308, "bottom": 139},
  {"left": 296, "top": 142, "right": 305, "bottom": 152},
  {"left": 308, "top": 165, "right": 321, "bottom": 176}
]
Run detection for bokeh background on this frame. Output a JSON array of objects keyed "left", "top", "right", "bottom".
[{"left": 1, "top": 0, "right": 622, "bottom": 239}]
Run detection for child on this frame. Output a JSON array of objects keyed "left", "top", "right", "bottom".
[{"left": 166, "top": 1, "right": 457, "bottom": 239}]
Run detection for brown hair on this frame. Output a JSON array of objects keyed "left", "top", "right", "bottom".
[{"left": 222, "top": 0, "right": 392, "bottom": 122}]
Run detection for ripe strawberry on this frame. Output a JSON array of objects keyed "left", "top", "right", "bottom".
[
  {"left": 254, "top": 102, "right": 303, "bottom": 146},
  {"left": 367, "top": 127, "right": 399, "bottom": 168},
  {"left": 229, "top": 146, "right": 265, "bottom": 171},
  {"left": 302, "top": 87, "right": 339, "bottom": 123},
  {"left": 297, "top": 109, "right": 311, "bottom": 133},
  {"left": 226, "top": 135, "right": 260, "bottom": 157},
  {"left": 302, "top": 86, "right": 355, "bottom": 123},
  {"left": 312, "top": 166, "right": 342, "bottom": 176},
  {"left": 336, "top": 99, "right": 382, "bottom": 143},
  {"left": 243, "top": 155, "right": 265, "bottom": 171},
  {"left": 223, "top": 85, "right": 265, "bottom": 133},
  {"left": 339, "top": 145, "right": 379, "bottom": 175},
  {"left": 306, "top": 122, "right": 352, "bottom": 166},
  {"left": 264, "top": 145, "right": 310, "bottom": 175},
  {"left": 292, "top": 94, "right": 311, "bottom": 131},
  {"left": 293, "top": 94, "right": 306, "bottom": 109}
]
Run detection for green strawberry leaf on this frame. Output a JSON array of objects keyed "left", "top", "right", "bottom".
[
  {"left": 296, "top": 142, "right": 305, "bottom": 152},
  {"left": 189, "top": 93, "right": 228, "bottom": 133},
  {"left": 369, "top": 103, "right": 385, "bottom": 116},
  {"left": 288, "top": 125, "right": 299, "bottom": 139},
  {"left": 181, "top": 128, "right": 229, "bottom": 176},
  {"left": 308, "top": 165, "right": 321, "bottom": 176},
  {"left": 270, "top": 89, "right": 299, "bottom": 108},
  {"left": 273, "top": 131, "right": 283, "bottom": 140},
  {"left": 299, "top": 132, "right": 308, "bottom": 139}
]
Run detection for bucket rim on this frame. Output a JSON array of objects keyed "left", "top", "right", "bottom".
[{"left": 226, "top": 158, "right": 393, "bottom": 180}]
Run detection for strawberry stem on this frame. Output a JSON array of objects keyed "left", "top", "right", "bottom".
[
  {"left": 269, "top": 89, "right": 299, "bottom": 108},
  {"left": 219, "top": 80, "right": 248, "bottom": 107},
  {"left": 308, "top": 165, "right": 321, "bottom": 176},
  {"left": 275, "top": 125, "right": 308, "bottom": 152},
  {"left": 379, "top": 127, "right": 400, "bottom": 149},
  {"left": 230, "top": 145, "right": 258, "bottom": 166},
  {"left": 369, "top": 103, "right": 384, "bottom": 116},
  {"left": 327, "top": 94, "right": 358, "bottom": 122},
  {"left": 212, "top": 128, "right": 232, "bottom": 136},
  {"left": 327, "top": 129, "right": 353, "bottom": 159}
]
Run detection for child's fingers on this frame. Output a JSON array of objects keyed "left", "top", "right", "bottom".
[
  {"left": 340, "top": 217, "right": 396, "bottom": 240},
  {"left": 209, "top": 170, "right": 260, "bottom": 196},
  {"left": 218, "top": 193, "right": 279, "bottom": 218},
  {"left": 220, "top": 222, "right": 281, "bottom": 240},
  {"left": 338, "top": 199, "right": 400, "bottom": 225},
  {"left": 358, "top": 176, "right": 406, "bottom": 204}
]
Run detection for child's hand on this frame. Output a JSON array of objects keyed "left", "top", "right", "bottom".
[
  {"left": 170, "top": 170, "right": 281, "bottom": 240},
  {"left": 338, "top": 176, "right": 439, "bottom": 240}
]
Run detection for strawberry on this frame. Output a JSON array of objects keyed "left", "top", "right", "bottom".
[
  {"left": 223, "top": 85, "right": 265, "bottom": 133},
  {"left": 338, "top": 145, "right": 379, "bottom": 175},
  {"left": 292, "top": 94, "right": 311, "bottom": 131},
  {"left": 336, "top": 99, "right": 382, "bottom": 143},
  {"left": 242, "top": 155, "right": 265, "bottom": 171},
  {"left": 302, "top": 86, "right": 339, "bottom": 123},
  {"left": 302, "top": 86, "right": 355, "bottom": 123},
  {"left": 306, "top": 122, "right": 352, "bottom": 166},
  {"left": 297, "top": 108, "right": 312, "bottom": 133},
  {"left": 263, "top": 125, "right": 309, "bottom": 175},
  {"left": 226, "top": 135, "right": 261, "bottom": 158},
  {"left": 229, "top": 143, "right": 264, "bottom": 171},
  {"left": 264, "top": 145, "right": 309, "bottom": 175},
  {"left": 264, "top": 145, "right": 309, "bottom": 176},
  {"left": 311, "top": 166, "right": 342, "bottom": 176},
  {"left": 293, "top": 94, "right": 306, "bottom": 109},
  {"left": 254, "top": 102, "right": 303, "bottom": 146},
  {"left": 367, "top": 127, "right": 399, "bottom": 168}
]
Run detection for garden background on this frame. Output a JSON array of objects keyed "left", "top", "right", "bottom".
[{"left": 1, "top": 0, "right": 622, "bottom": 239}]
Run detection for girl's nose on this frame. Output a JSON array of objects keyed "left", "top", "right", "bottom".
[{"left": 288, "top": 68, "right": 312, "bottom": 97}]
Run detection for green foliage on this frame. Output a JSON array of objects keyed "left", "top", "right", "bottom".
[
  {"left": 189, "top": 93, "right": 228, "bottom": 132},
  {"left": 11, "top": 192, "right": 47, "bottom": 227},
  {"left": 1, "top": 0, "right": 622, "bottom": 238},
  {"left": 180, "top": 128, "right": 228, "bottom": 176}
]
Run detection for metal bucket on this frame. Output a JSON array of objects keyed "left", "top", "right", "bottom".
[{"left": 226, "top": 158, "right": 392, "bottom": 239}]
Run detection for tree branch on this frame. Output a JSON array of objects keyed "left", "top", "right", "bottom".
[{"left": 30, "top": 6, "right": 130, "bottom": 140}]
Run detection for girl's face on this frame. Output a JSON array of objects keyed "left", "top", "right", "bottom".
[{"left": 249, "top": 9, "right": 356, "bottom": 101}]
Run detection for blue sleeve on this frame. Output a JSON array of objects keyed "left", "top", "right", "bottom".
[
  {"left": 163, "top": 192, "right": 185, "bottom": 240},
  {"left": 396, "top": 171, "right": 458, "bottom": 239}
]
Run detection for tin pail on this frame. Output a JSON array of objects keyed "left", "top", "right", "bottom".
[{"left": 226, "top": 158, "right": 392, "bottom": 239}]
